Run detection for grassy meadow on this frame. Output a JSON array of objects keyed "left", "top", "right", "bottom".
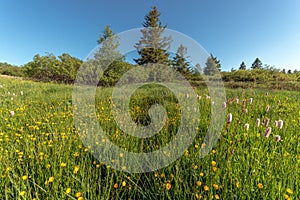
[{"left": 0, "top": 76, "right": 299, "bottom": 199}]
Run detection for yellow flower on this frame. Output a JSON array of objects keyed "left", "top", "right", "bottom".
[
  {"left": 211, "top": 161, "right": 217, "bottom": 167},
  {"left": 196, "top": 181, "right": 202, "bottom": 187},
  {"left": 66, "top": 188, "right": 71, "bottom": 194},
  {"left": 78, "top": 197, "right": 84, "bottom": 200},
  {"left": 48, "top": 177, "right": 54, "bottom": 183},
  {"left": 20, "top": 191, "right": 26, "bottom": 196},
  {"left": 194, "top": 165, "right": 198, "bottom": 170},
  {"left": 199, "top": 172, "right": 204, "bottom": 177},
  {"left": 212, "top": 167, "right": 218, "bottom": 172},
  {"left": 60, "top": 162, "right": 67, "bottom": 167},
  {"left": 73, "top": 165, "right": 80, "bottom": 174},
  {"left": 283, "top": 194, "right": 289, "bottom": 199},
  {"left": 21, "top": 175, "right": 28, "bottom": 181},
  {"left": 286, "top": 188, "right": 293, "bottom": 194},
  {"left": 165, "top": 183, "right": 171, "bottom": 190},
  {"left": 114, "top": 183, "right": 118, "bottom": 189},
  {"left": 203, "top": 185, "right": 209, "bottom": 191},
  {"left": 236, "top": 182, "right": 240, "bottom": 188},
  {"left": 213, "top": 184, "right": 219, "bottom": 190},
  {"left": 215, "top": 194, "right": 220, "bottom": 199},
  {"left": 122, "top": 181, "right": 126, "bottom": 187},
  {"left": 75, "top": 192, "right": 82, "bottom": 198},
  {"left": 257, "top": 183, "right": 263, "bottom": 189}
]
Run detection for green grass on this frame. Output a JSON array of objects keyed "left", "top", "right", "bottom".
[{"left": 0, "top": 77, "right": 299, "bottom": 199}]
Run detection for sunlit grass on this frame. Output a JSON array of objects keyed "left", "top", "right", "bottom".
[{"left": 0, "top": 77, "right": 299, "bottom": 199}]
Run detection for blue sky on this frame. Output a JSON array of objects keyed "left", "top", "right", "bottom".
[{"left": 1, "top": 0, "right": 300, "bottom": 71}]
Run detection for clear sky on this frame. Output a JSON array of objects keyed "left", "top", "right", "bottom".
[{"left": 1, "top": 0, "right": 300, "bottom": 71}]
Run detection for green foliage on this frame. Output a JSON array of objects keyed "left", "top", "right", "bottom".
[
  {"left": 0, "top": 62, "right": 25, "bottom": 77},
  {"left": 134, "top": 6, "right": 172, "bottom": 66},
  {"left": 23, "top": 53, "right": 82, "bottom": 83}
]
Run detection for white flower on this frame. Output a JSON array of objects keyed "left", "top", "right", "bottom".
[
  {"left": 244, "top": 123, "right": 249, "bottom": 131},
  {"left": 10, "top": 111, "right": 15, "bottom": 117},
  {"left": 227, "top": 113, "right": 232, "bottom": 123},
  {"left": 249, "top": 98, "right": 253, "bottom": 104},
  {"left": 266, "top": 105, "right": 270, "bottom": 112}
]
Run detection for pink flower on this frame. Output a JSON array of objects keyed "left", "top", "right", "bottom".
[
  {"left": 227, "top": 113, "right": 232, "bottom": 123},
  {"left": 274, "top": 120, "right": 278, "bottom": 127},
  {"left": 223, "top": 102, "right": 227, "bottom": 108},
  {"left": 256, "top": 118, "right": 261, "bottom": 127},
  {"left": 274, "top": 135, "right": 282, "bottom": 142},
  {"left": 235, "top": 98, "right": 239, "bottom": 104},
  {"left": 265, "top": 118, "right": 270, "bottom": 127},
  {"left": 249, "top": 98, "right": 253, "bottom": 104},
  {"left": 278, "top": 120, "right": 284, "bottom": 129},
  {"left": 244, "top": 123, "right": 249, "bottom": 131},
  {"left": 10, "top": 111, "right": 15, "bottom": 117},
  {"left": 263, "top": 127, "right": 272, "bottom": 138}
]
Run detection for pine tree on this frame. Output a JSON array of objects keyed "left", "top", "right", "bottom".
[
  {"left": 95, "top": 25, "right": 123, "bottom": 62},
  {"left": 251, "top": 58, "right": 263, "bottom": 69},
  {"left": 203, "top": 54, "right": 221, "bottom": 75},
  {"left": 239, "top": 61, "right": 246, "bottom": 70},
  {"left": 172, "top": 44, "right": 191, "bottom": 76},
  {"left": 134, "top": 6, "right": 172, "bottom": 66}
]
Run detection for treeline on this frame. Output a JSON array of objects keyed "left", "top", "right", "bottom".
[{"left": 1, "top": 6, "right": 299, "bottom": 89}]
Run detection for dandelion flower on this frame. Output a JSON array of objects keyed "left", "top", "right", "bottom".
[
  {"left": 286, "top": 188, "right": 293, "bottom": 194},
  {"left": 203, "top": 185, "right": 209, "bottom": 191},
  {"left": 122, "top": 181, "right": 126, "bottom": 187},
  {"left": 75, "top": 192, "right": 82, "bottom": 198},
  {"left": 213, "top": 184, "right": 219, "bottom": 190},
  {"left": 165, "top": 183, "right": 171, "bottom": 190},
  {"left": 66, "top": 188, "right": 71, "bottom": 194},
  {"left": 73, "top": 165, "right": 80, "bottom": 174},
  {"left": 211, "top": 161, "right": 217, "bottom": 167},
  {"left": 60, "top": 162, "right": 67, "bottom": 167},
  {"left": 196, "top": 181, "right": 202, "bottom": 187},
  {"left": 48, "top": 177, "right": 54, "bottom": 183},
  {"left": 21, "top": 175, "right": 28, "bottom": 181}
]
